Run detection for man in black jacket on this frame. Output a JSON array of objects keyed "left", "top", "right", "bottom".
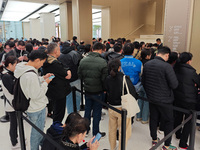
[
  {"left": 105, "top": 43, "right": 124, "bottom": 62},
  {"left": 142, "top": 47, "right": 178, "bottom": 150},
  {"left": 43, "top": 42, "right": 71, "bottom": 123},
  {"left": 174, "top": 52, "right": 200, "bottom": 149},
  {"left": 58, "top": 41, "right": 82, "bottom": 114}
]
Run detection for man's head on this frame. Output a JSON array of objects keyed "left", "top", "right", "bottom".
[
  {"left": 92, "top": 42, "right": 103, "bottom": 54},
  {"left": 47, "top": 42, "right": 60, "bottom": 58},
  {"left": 156, "top": 38, "right": 161, "bottom": 45},
  {"left": 123, "top": 43, "right": 134, "bottom": 55},
  {"left": 4, "top": 42, "right": 11, "bottom": 53},
  {"left": 110, "top": 40, "right": 115, "bottom": 48},
  {"left": 114, "top": 43, "right": 122, "bottom": 53},
  {"left": 157, "top": 46, "right": 171, "bottom": 61},
  {"left": 73, "top": 36, "right": 77, "bottom": 41},
  {"left": 28, "top": 49, "right": 48, "bottom": 69},
  {"left": 80, "top": 41, "right": 85, "bottom": 45},
  {"left": 141, "top": 48, "right": 151, "bottom": 60},
  {"left": 17, "top": 40, "right": 25, "bottom": 50},
  {"left": 179, "top": 52, "right": 193, "bottom": 65}
]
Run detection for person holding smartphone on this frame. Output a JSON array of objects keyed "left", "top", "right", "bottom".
[{"left": 61, "top": 116, "right": 99, "bottom": 150}]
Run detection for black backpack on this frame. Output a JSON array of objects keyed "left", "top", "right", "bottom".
[{"left": 12, "top": 70, "right": 36, "bottom": 112}]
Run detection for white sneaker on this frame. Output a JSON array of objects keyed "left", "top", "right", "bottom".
[{"left": 12, "top": 142, "right": 21, "bottom": 150}]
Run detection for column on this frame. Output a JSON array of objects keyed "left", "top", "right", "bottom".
[
  {"left": 60, "top": 2, "right": 73, "bottom": 41},
  {"left": 101, "top": 7, "right": 110, "bottom": 41},
  {"left": 163, "top": 0, "right": 193, "bottom": 52},
  {"left": 23, "top": 22, "right": 30, "bottom": 40},
  {"left": 29, "top": 18, "right": 41, "bottom": 40},
  {"left": 40, "top": 13, "right": 55, "bottom": 40},
  {"left": 72, "top": 0, "right": 92, "bottom": 44},
  {"left": 155, "top": 0, "right": 165, "bottom": 34}
]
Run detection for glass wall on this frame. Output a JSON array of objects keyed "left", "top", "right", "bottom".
[
  {"left": 0, "top": 21, "right": 23, "bottom": 42},
  {"left": 92, "top": 9, "right": 102, "bottom": 39}
]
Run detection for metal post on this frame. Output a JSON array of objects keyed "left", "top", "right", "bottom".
[
  {"left": 16, "top": 111, "right": 26, "bottom": 150},
  {"left": 72, "top": 86, "right": 77, "bottom": 112},
  {"left": 121, "top": 109, "right": 127, "bottom": 150},
  {"left": 189, "top": 111, "right": 197, "bottom": 150},
  {"left": 80, "top": 79, "right": 85, "bottom": 111}
]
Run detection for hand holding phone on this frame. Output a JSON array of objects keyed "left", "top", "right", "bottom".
[
  {"left": 49, "top": 75, "right": 55, "bottom": 80},
  {"left": 92, "top": 133, "right": 102, "bottom": 144}
]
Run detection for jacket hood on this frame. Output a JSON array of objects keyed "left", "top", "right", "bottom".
[
  {"left": 14, "top": 62, "right": 37, "bottom": 78},
  {"left": 108, "top": 52, "right": 123, "bottom": 59},
  {"left": 61, "top": 46, "right": 74, "bottom": 54}
]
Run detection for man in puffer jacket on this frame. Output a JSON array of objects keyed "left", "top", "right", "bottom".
[{"left": 78, "top": 42, "right": 108, "bottom": 137}]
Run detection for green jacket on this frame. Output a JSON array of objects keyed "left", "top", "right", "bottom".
[{"left": 78, "top": 52, "right": 108, "bottom": 93}]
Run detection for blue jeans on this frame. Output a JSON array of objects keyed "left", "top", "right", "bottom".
[
  {"left": 27, "top": 108, "right": 46, "bottom": 150},
  {"left": 66, "top": 79, "right": 81, "bottom": 114},
  {"left": 84, "top": 93, "right": 104, "bottom": 136},
  {"left": 135, "top": 83, "right": 149, "bottom": 122}
]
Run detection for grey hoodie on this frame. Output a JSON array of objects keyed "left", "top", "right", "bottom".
[{"left": 14, "top": 62, "right": 48, "bottom": 113}]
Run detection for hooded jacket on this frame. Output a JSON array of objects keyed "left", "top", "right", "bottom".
[
  {"left": 174, "top": 63, "right": 200, "bottom": 104},
  {"left": 14, "top": 62, "right": 48, "bottom": 113},
  {"left": 43, "top": 55, "right": 71, "bottom": 99},
  {"left": 106, "top": 51, "right": 124, "bottom": 62},
  {"left": 58, "top": 46, "right": 82, "bottom": 82}
]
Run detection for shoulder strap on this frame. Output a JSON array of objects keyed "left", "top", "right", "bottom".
[
  {"left": 25, "top": 70, "right": 36, "bottom": 74},
  {"left": 134, "top": 49, "right": 139, "bottom": 58},
  {"left": 122, "top": 75, "right": 130, "bottom": 95}
]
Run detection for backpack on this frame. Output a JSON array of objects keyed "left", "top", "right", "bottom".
[{"left": 12, "top": 70, "right": 36, "bottom": 112}]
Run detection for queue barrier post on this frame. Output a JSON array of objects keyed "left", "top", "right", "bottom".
[
  {"left": 72, "top": 86, "right": 77, "bottom": 112},
  {"left": 16, "top": 111, "right": 26, "bottom": 150},
  {"left": 189, "top": 111, "right": 197, "bottom": 150},
  {"left": 121, "top": 109, "right": 127, "bottom": 150}
]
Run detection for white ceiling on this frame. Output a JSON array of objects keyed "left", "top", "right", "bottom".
[{"left": 1, "top": 0, "right": 101, "bottom": 25}]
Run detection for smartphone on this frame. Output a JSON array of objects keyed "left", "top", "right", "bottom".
[
  {"left": 92, "top": 133, "right": 102, "bottom": 144},
  {"left": 49, "top": 75, "right": 55, "bottom": 80}
]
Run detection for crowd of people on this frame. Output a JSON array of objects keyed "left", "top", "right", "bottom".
[{"left": 0, "top": 36, "right": 199, "bottom": 150}]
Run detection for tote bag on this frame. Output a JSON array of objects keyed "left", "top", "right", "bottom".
[{"left": 121, "top": 75, "right": 140, "bottom": 118}]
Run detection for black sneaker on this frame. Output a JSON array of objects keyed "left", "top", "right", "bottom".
[{"left": 99, "top": 132, "right": 106, "bottom": 138}]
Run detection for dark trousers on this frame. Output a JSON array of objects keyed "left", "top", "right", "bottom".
[
  {"left": 8, "top": 111, "right": 18, "bottom": 146},
  {"left": 174, "top": 101, "right": 196, "bottom": 148},
  {"left": 84, "top": 93, "right": 103, "bottom": 136},
  {"left": 149, "top": 103, "right": 174, "bottom": 146},
  {"left": 47, "top": 98, "right": 53, "bottom": 114},
  {"left": 52, "top": 97, "right": 66, "bottom": 123}
]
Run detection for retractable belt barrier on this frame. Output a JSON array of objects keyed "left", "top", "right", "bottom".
[{"left": 16, "top": 85, "right": 200, "bottom": 150}]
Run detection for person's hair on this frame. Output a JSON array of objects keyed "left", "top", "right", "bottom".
[
  {"left": 92, "top": 38, "right": 96, "bottom": 40},
  {"left": 26, "top": 43, "right": 33, "bottom": 53},
  {"left": 113, "top": 43, "right": 122, "bottom": 53},
  {"left": 126, "top": 39, "right": 131, "bottom": 43},
  {"left": 179, "top": 52, "right": 193, "bottom": 64},
  {"left": 38, "top": 46, "right": 47, "bottom": 51},
  {"left": 85, "top": 44, "right": 91, "bottom": 53},
  {"left": 0, "top": 56, "right": 18, "bottom": 72},
  {"left": 17, "top": 40, "right": 25, "bottom": 46},
  {"left": 140, "top": 42, "right": 145, "bottom": 48},
  {"left": 133, "top": 41, "right": 140, "bottom": 49},
  {"left": 63, "top": 118, "right": 89, "bottom": 138},
  {"left": 42, "top": 42, "right": 49, "bottom": 46},
  {"left": 103, "top": 40, "right": 107, "bottom": 44},
  {"left": 156, "top": 38, "right": 161, "bottom": 42},
  {"left": 141, "top": 49, "right": 151, "bottom": 60},
  {"left": 73, "top": 36, "right": 77, "bottom": 41},
  {"left": 108, "top": 59, "right": 121, "bottom": 77},
  {"left": 80, "top": 41, "right": 84, "bottom": 45},
  {"left": 167, "top": 52, "right": 178, "bottom": 64},
  {"left": 147, "top": 43, "right": 152, "bottom": 48},
  {"left": 28, "top": 49, "right": 48, "bottom": 61},
  {"left": 47, "top": 42, "right": 58, "bottom": 54},
  {"left": 110, "top": 40, "right": 115, "bottom": 45},
  {"left": 152, "top": 43, "right": 158, "bottom": 47},
  {"left": 93, "top": 42, "right": 103, "bottom": 51},
  {"left": 65, "top": 112, "right": 82, "bottom": 125},
  {"left": 98, "top": 38, "right": 102, "bottom": 42},
  {"left": 9, "top": 41, "right": 15, "bottom": 48},
  {"left": 123, "top": 43, "right": 134, "bottom": 55},
  {"left": 122, "top": 38, "right": 126, "bottom": 44},
  {"left": 4, "top": 41, "right": 10, "bottom": 48},
  {"left": 157, "top": 46, "right": 171, "bottom": 55}
]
